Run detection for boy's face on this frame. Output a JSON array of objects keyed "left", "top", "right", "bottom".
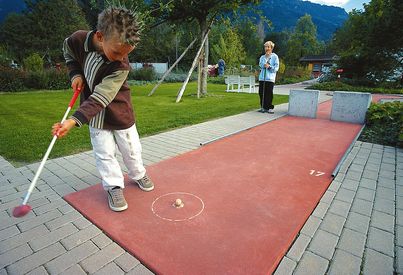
[{"left": 96, "top": 31, "right": 135, "bottom": 62}]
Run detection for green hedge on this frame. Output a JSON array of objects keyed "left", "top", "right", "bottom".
[
  {"left": 359, "top": 101, "right": 403, "bottom": 147},
  {"left": 308, "top": 81, "right": 402, "bottom": 94},
  {"left": 0, "top": 66, "right": 70, "bottom": 92}
]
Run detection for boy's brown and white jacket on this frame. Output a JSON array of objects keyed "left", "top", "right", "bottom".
[{"left": 63, "top": 30, "right": 135, "bottom": 130}]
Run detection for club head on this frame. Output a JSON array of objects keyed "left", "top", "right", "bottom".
[{"left": 12, "top": 205, "right": 32, "bottom": 218}]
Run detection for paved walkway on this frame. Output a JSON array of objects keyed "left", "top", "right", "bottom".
[{"left": 0, "top": 85, "right": 400, "bottom": 274}]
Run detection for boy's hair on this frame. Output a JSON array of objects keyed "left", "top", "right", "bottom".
[{"left": 97, "top": 7, "right": 143, "bottom": 46}]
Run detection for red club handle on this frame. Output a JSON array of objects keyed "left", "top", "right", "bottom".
[{"left": 69, "top": 87, "right": 81, "bottom": 108}]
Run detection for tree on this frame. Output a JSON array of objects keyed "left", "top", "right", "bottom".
[
  {"left": 0, "top": 0, "right": 89, "bottom": 62},
  {"left": 264, "top": 31, "right": 291, "bottom": 61},
  {"left": 150, "top": 0, "right": 260, "bottom": 100},
  {"left": 331, "top": 0, "right": 403, "bottom": 80},
  {"left": 285, "top": 14, "right": 322, "bottom": 65},
  {"left": 211, "top": 25, "right": 246, "bottom": 67}
]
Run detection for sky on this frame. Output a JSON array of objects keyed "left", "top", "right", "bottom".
[{"left": 306, "top": 0, "right": 370, "bottom": 12}]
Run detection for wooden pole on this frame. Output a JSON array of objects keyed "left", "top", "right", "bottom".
[{"left": 148, "top": 38, "right": 197, "bottom": 96}]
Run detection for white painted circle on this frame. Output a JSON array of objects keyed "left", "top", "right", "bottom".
[{"left": 151, "top": 192, "right": 204, "bottom": 222}]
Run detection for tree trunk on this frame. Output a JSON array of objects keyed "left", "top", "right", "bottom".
[{"left": 198, "top": 18, "right": 209, "bottom": 97}]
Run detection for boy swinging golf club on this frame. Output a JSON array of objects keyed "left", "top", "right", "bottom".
[
  {"left": 258, "top": 41, "right": 279, "bottom": 113},
  {"left": 52, "top": 6, "right": 154, "bottom": 212}
]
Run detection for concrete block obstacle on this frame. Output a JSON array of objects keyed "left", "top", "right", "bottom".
[
  {"left": 288, "top": 89, "right": 320, "bottom": 118},
  {"left": 330, "top": 91, "right": 371, "bottom": 124}
]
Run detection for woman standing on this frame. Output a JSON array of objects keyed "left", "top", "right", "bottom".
[{"left": 258, "top": 41, "right": 279, "bottom": 113}]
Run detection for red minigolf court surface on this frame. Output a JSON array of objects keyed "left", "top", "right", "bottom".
[{"left": 65, "top": 99, "right": 377, "bottom": 274}]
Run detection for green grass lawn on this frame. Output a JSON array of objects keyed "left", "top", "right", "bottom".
[{"left": 0, "top": 82, "right": 288, "bottom": 165}]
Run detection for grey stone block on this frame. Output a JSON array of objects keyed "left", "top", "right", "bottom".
[
  {"left": 33, "top": 199, "right": 67, "bottom": 216},
  {"left": 91, "top": 233, "right": 113, "bottom": 249},
  {"left": 0, "top": 243, "right": 33, "bottom": 269},
  {"left": 344, "top": 170, "right": 362, "bottom": 181},
  {"left": 287, "top": 234, "right": 311, "bottom": 262},
  {"left": 376, "top": 186, "right": 395, "bottom": 201},
  {"left": 356, "top": 187, "right": 375, "bottom": 202},
  {"left": 397, "top": 226, "right": 403, "bottom": 247},
  {"left": 308, "top": 229, "right": 338, "bottom": 260},
  {"left": 398, "top": 209, "right": 403, "bottom": 226},
  {"left": 61, "top": 224, "right": 101, "bottom": 250},
  {"left": 0, "top": 224, "right": 49, "bottom": 254},
  {"left": 25, "top": 265, "right": 48, "bottom": 275},
  {"left": 126, "top": 264, "right": 155, "bottom": 275},
  {"left": 29, "top": 223, "right": 78, "bottom": 252},
  {"left": 362, "top": 248, "right": 393, "bottom": 275},
  {"left": 300, "top": 216, "right": 322, "bottom": 237},
  {"left": 312, "top": 202, "right": 330, "bottom": 219},
  {"left": 328, "top": 249, "right": 362, "bottom": 275},
  {"left": 328, "top": 180, "right": 342, "bottom": 193},
  {"left": 379, "top": 170, "right": 395, "bottom": 180},
  {"left": 397, "top": 246, "right": 403, "bottom": 274},
  {"left": 288, "top": 90, "right": 320, "bottom": 118},
  {"left": 80, "top": 242, "right": 125, "bottom": 274},
  {"left": 58, "top": 264, "right": 87, "bottom": 275},
  {"left": 365, "top": 163, "right": 380, "bottom": 172},
  {"left": 45, "top": 241, "right": 99, "bottom": 274},
  {"left": 336, "top": 187, "right": 355, "bottom": 204},
  {"left": 351, "top": 198, "right": 373, "bottom": 217},
  {"left": 73, "top": 217, "right": 92, "bottom": 230},
  {"left": 360, "top": 178, "right": 377, "bottom": 190},
  {"left": 114, "top": 253, "right": 140, "bottom": 273},
  {"left": 320, "top": 190, "right": 336, "bottom": 204},
  {"left": 337, "top": 228, "right": 366, "bottom": 257},
  {"left": 17, "top": 209, "right": 62, "bottom": 232},
  {"left": 328, "top": 199, "right": 350, "bottom": 218},
  {"left": 330, "top": 91, "right": 371, "bottom": 124},
  {"left": 374, "top": 197, "right": 396, "bottom": 216},
  {"left": 341, "top": 179, "right": 359, "bottom": 191},
  {"left": 0, "top": 225, "right": 20, "bottom": 242},
  {"left": 367, "top": 227, "right": 394, "bottom": 257},
  {"left": 362, "top": 169, "right": 378, "bottom": 180},
  {"left": 93, "top": 262, "right": 124, "bottom": 275},
  {"left": 45, "top": 210, "right": 82, "bottom": 231},
  {"left": 6, "top": 242, "right": 66, "bottom": 275},
  {"left": 345, "top": 212, "right": 370, "bottom": 234},
  {"left": 320, "top": 212, "right": 346, "bottom": 236},
  {"left": 294, "top": 251, "right": 329, "bottom": 275},
  {"left": 371, "top": 210, "right": 394, "bottom": 233}
]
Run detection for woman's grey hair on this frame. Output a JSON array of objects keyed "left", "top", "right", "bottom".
[
  {"left": 97, "top": 7, "right": 144, "bottom": 46},
  {"left": 264, "top": 41, "right": 275, "bottom": 49}
]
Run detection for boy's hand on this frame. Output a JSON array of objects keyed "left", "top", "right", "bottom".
[
  {"left": 52, "top": 119, "right": 76, "bottom": 138},
  {"left": 71, "top": 76, "right": 84, "bottom": 92}
]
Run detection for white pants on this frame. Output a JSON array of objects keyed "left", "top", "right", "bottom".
[{"left": 89, "top": 124, "right": 146, "bottom": 190}]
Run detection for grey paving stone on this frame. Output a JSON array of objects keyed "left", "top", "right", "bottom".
[
  {"left": 80, "top": 242, "right": 125, "bottom": 274},
  {"left": 25, "top": 265, "right": 48, "bottom": 275},
  {"left": 397, "top": 246, "right": 403, "bottom": 274},
  {"left": 341, "top": 179, "right": 359, "bottom": 192},
  {"left": 398, "top": 209, "right": 403, "bottom": 226},
  {"left": 378, "top": 170, "right": 395, "bottom": 180},
  {"left": 367, "top": 227, "right": 394, "bottom": 257},
  {"left": 6, "top": 242, "right": 66, "bottom": 275},
  {"left": 94, "top": 262, "right": 124, "bottom": 275},
  {"left": 0, "top": 225, "right": 20, "bottom": 242},
  {"left": 380, "top": 163, "right": 395, "bottom": 172},
  {"left": 33, "top": 199, "right": 67, "bottom": 216},
  {"left": 300, "top": 216, "right": 321, "bottom": 238},
  {"left": 328, "top": 199, "right": 351, "bottom": 218},
  {"left": 308, "top": 229, "right": 338, "bottom": 260},
  {"left": 337, "top": 228, "right": 366, "bottom": 257},
  {"left": 349, "top": 164, "right": 364, "bottom": 173},
  {"left": 371, "top": 210, "right": 394, "bottom": 233},
  {"left": 374, "top": 197, "right": 395, "bottom": 215},
  {"left": 356, "top": 187, "right": 375, "bottom": 202},
  {"left": 376, "top": 186, "right": 395, "bottom": 201},
  {"left": 293, "top": 251, "right": 328, "bottom": 275},
  {"left": 362, "top": 248, "right": 393, "bottom": 275},
  {"left": 126, "top": 264, "right": 155, "bottom": 275},
  {"left": 286, "top": 234, "right": 311, "bottom": 262},
  {"left": 328, "top": 249, "right": 361, "bottom": 275},
  {"left": 345, "top": 212, "right": 370, "bottom": 234},
  {"left": 17, "top": 209, "right": 62, "bottom": 232},
  {"left": 61, "top": 224, "right": 101, "bottom": 250},
  {"left": 362, "top": 169, "right": 378, "bottom": 180},
  {"left": 365, "top": 163, "right": 380, "bottom": 172},
  {"left": 58, "top": 204, "right": 75, "bottom": 215},
  {"left": 334, "top": 188, "right": 355, "bottom": 205},
  {"left": 360, "top": 178, "right": 377, "bottom": 190},
  {"left": 320, "top": 190, "right": 336, "bottom": 204},
  {"left": 328, "top": 181, "right": 341, "bottom": 193},
  {"left": 351, "top": 198, "right": 373, "bottom": 217},
  {"left": 45, "top": 241, "right": 99, "bottom": 274},
  {"left": 59, "top": 264, "right": 87, "bottom": 275},
  {"left": 344, "top": 170, "right": 362, "bottom": 181},
  {"left": 398, "top": 226, "right": 403, "bottom": 247},
  {"left": 320, "top": 212, "right": 345, "bottom": 236},
  {"left": 72, "top": 217, "right": 92, "bottom": 230},
  {"left": 274, "top": 256, "right": 296, "bottom": 275},
  {"left": 378, "top": 177, "right": 395, "bottom": 190},
  {"left": 45, "top": 210, "right": 82, "bottom": 231},
  {"left": 114, "top": 252, "right": 140, "bottom": 272},
  {"left": 0, "top": 224, "right": 49, "bottom": 254},
  {"left": 29, "top": 223, "right": 78, "bottom": 252},
  {"left": 91, "top": 233, "right": 113, "bottom": 249},
  {"left": 312, "top": 202, "right": 330, "bottom": 219},
  {"left": 0, "top": 243, "right": 33, "bottom": 269}
]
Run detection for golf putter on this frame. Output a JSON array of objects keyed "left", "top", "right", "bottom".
[{"left": 12, "top": 87, "right": 81, "bottom": 218}]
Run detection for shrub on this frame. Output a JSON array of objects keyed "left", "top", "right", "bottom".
[
  {"left": 308, "top": 81, "right": 403, "bottom": 94},
  {"left": 24, "top": 69, "right": 70, "bottom": 90},
  {"left": 23, "top": 53, "right": 43, "bottom": 72},
  {"left": 0, "top": 65, "right": 26, "bottom": 92},
  {"left": 359, "top": 102, "right": 403, "bottom": 147},
  {"left": 129, "top": 67, "right": 156, "bottom": 81}
]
